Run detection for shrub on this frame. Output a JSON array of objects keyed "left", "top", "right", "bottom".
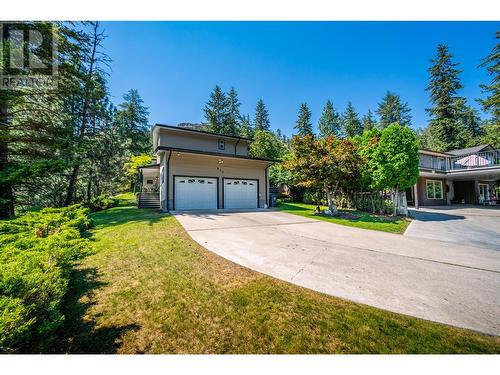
[
  {"left": 85, "top": 194, "right": 119, "bottom": 212},
  {"left": 0, "top": 205, "right": 91, "bottom": 352},
  {"left": 352, "top": 192, "right": 396, "bottom": 215}
]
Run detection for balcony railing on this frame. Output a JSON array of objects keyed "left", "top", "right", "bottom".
[
  {"left": 419, "top": 156, "right": 448, "bottom": 171},
  {"left": 419, "top": 150, "right": 500, "bottom": 172},
  {"left": 450, "top": 150, "right": 500, "bottom": 171}
]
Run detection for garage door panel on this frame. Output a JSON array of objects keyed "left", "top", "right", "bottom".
[
  {"left": 224, "top": 179, "right": 258, "bottom": 209},
  {"left": 175, "top": 176, "right": 217, "bottom": 210}
]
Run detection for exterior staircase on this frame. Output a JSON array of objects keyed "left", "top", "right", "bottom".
[{"left": 137, "top": 192, "right": 160, "bottom": 209}]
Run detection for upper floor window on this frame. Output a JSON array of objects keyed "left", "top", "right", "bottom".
[{"left": 218, "top": 139, "right": 225, "bottom": 150}]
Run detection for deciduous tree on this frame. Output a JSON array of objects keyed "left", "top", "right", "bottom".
[
  {"left": 248, "top": 130, "right": 286, "bottom": 160},
  {"left": 285, "top": 135, "right": 360, "bottom": 215},
  {"left": 370, "top": 124, "right": 419, "bottom": 216}
]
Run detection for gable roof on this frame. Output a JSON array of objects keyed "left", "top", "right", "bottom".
[
  {"left": 447, "top": 144, "right": 493, "bottom": 156},
  {"left": 154, "top": 123, "right": 254, "bottom": 142}
]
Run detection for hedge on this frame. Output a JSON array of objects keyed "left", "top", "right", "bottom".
[{"left": 0, "top": 205, "right": 92, "bottom": 352}]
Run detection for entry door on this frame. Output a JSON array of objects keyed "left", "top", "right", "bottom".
[
  {"left": 224, "top": 179, "right": 258, "bottom": 209},
  {"left": 174, "top": 176, "right": 217, "bottom": 210},
  {"left": 479, "top": 184, "right": 489, "bottom": 203}
]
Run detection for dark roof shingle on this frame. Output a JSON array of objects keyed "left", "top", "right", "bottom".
[{"left": 447, "top": 144, "right": 493, "bottom": 156}]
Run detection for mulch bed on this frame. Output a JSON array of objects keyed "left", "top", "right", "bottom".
[{"left": 314, "top": 211, "right": 361, "bottom": 220}]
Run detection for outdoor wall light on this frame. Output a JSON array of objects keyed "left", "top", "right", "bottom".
[{"left": 218, "top": 159, "right": 224, "bottom": 164}]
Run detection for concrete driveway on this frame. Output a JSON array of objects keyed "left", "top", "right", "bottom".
[
  {"left": 173, "top": 210, "right": 500, "bottom": 336},
  {"left": 406, "top": 206, "right": 500, "bottom": 250}
]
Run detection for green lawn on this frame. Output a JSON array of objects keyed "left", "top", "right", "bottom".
[
  {"left": 54, "top": 195, "right": 500, "bottom": 353},
  {"left": 277, "top": 201, "right": 411, "bottom": 234}
]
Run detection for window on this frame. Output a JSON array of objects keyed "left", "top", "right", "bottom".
[
  {"left": 218, "top": 139, "right": 225, "bottom": 150},
  {"left": 426, "top": 180, "right": 443, "bottom": 199},
  {"left": 146, "top": 179, "right": 153, "bottom": 184}
]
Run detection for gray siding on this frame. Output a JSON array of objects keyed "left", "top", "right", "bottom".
[{"left": 158, "top": 128, "right": 250, "bottom": 156}]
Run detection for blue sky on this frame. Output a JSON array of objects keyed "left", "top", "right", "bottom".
[{"left": 101, "top": 21, "right": 499, "bottom": 136}]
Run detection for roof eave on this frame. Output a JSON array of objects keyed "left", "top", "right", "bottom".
[
  {"left": 155, "top": 146, "right": 279, "bottom": 163},
  {"left": 154, "top": 123, "right": 254, "bottom": 142}
]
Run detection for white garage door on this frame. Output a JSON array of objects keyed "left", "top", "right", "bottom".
[
  {"left": 174, "top": 176, "right": 217, "bottom": 210},
  {"left": 224, "top": 179, "right": 258, "bottom": 209}
]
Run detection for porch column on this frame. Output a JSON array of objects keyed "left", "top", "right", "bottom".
[
  {"left": 413, "top": 183, "right": 419, "bottom": 209},
  {"left": 474, "top": 179, "right": 480, "bottom": 204},
  {"left": 160, "top": 152, "right": 168, "bottom": 212}
]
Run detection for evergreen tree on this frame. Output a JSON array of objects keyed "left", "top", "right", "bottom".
[
  {"left": 479, "top": 31, "right": 500, "bottom": 123},
  {"left": 115, "top": 89, "right": 151, "bottom": 155},
  {"left": 225, "top": 87, "right": 241, "bottom": 136},
  {"left": 0, "top": 22, "right": 79, "bottom": 215},
  {"left": 318, "top": 100, "right": 342, "bottom": 138},
  {"left": 294, "top": 103, "right": 313, "bottom": 136},
  {"left": 376, "top": 91, "right": 412, "bottom": 128},
  {"left": 239, "top": 114, "right": 254, "bottom": 138},
  {"left": 342, "top": 102, "right": 363, "bottom": 138},
  {"left": 362, "top": 110, "right": 377, "bottom": 132},
  {"left": 254, "top": 99, "right": 270, "bottom": 132},
  {"left": 454, "top": 98, "right": 481, "bottom": 140},
  {"left": 477, "top": 120, "right": 500, "bottom": 148},
  {"left": 204, "top": 85, "right": 229, "bottom": 134},
  {"left": 64, "top": 22, "right": 111, "bottom": 205},
  {"left": 425, "top": 44, "right": 466, "bottom": 151}
]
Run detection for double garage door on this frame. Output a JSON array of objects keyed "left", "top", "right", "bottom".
[{"left": 174, "top": 176, "right": 258, "bottom": 210}]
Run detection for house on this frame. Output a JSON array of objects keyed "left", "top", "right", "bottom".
[
  {"left": 407, "top": 144, "right": 500, "bottom": 207},
  {"left": 138, "top": 124, "right": 275, "bottom": 211}
]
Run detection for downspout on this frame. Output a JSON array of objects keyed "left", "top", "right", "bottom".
[
  {"left": 234, "top": 138, "right": 240, "bottom": 155},
  {"left": 264, "top": 164, "right": 270, "bottom": 208},
  {"left": 165, "top": 151, "right": 172, "bottom": 211}
]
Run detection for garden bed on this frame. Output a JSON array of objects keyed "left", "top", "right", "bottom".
[{"left": 278, "top": 201, "right": 411, "bottom": 234}]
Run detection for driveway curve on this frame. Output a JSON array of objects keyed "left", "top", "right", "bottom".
[{"left": 173, "top": 210, "right": 500, "bottom": 336}]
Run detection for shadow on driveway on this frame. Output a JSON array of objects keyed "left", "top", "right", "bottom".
[{"left": 410, "top": 210, "right": 465, "bottom": 222}]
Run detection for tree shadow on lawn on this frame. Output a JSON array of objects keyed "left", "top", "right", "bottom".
[
  {"left": 90, "top": 205, "right": 166, "bottom": 231},
  {"left": 54, "top": 267, "right": 140, "bottom": 353}
]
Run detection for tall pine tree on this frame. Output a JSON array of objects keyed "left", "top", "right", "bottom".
[
  {"left": 115, "top": 89, "right": 151, "bottom": 155},
  {"left": 204, "top": 85, "right": 229, "bottom": 134},
  {"left": 479, "top": 31, "right": 500, "bottom": 123},
  {"left": 318, "top": 100, "right": 341, "bottom": 138},
  {"left": 426, "top": 44, "right": 467, "bottom": 151},
  {"left": 294, "top": 103, "right": 313, "bottom": 136},
  {"left": 239, "top": 114, "right": 254, "bottom": 138},
  {"left": 376, "top": 91, "right": 412, "bottom": 128},
  {"left": 342, "top": 102, "right": 363, "bottom": 138},
  {"left": 362, "top": 110, "right": 377, "bottom": 132},
  {"left": 254, "top": 99, "right": 270, "bottom": 132},
  {"left": 225, "top": 87, "right": 241, "bottom": 136}
]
